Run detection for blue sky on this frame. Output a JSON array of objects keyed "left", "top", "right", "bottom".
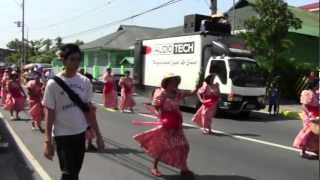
[{"left": 0, "top": 0, "right": 316, "bottom": 48}]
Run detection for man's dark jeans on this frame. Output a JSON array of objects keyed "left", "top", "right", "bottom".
[{"left": 55, "top": 132, "right": 86, "bottom": 180}]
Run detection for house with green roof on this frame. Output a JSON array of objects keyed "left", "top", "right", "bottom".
[
  {"left": 226, "top": 0, "right": 319, "bottom": 66},
  {"left": 78, "top": 25, "right": 163, "bottom": 78}
]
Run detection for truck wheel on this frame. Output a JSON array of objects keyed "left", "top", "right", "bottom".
[
  {"left": 195, "top": 101, "right": 202, "bottom": 110},
  {"left": 214, "top": 108, "right": 223, "bottom": 117},
  {"left": 240, "top": 111, "right": 251, "bottom": 118}
]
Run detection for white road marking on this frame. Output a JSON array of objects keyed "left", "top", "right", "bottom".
[
  {"left": 95, "top": 102, "right": 301, "bottom": 153},
  {"left": 0, "top": 113, "right": 52, "bottom": 180},
  {"left": 95, "top": 102, "right": 311, "bottom": 154},
  {"left": 136, "top": 112, "right": 301, "bottom": 153}
]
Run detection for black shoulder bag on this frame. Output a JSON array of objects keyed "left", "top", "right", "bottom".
[
  {"left": 52, "top": 76, "right": 96, "bottom": 131},
  {"left": 53, "top": 76, "right": 90, "bottom": 112}
]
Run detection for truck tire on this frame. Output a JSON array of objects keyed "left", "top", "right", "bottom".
[
  {"left": 195, "top": 101, "right": 202, "bottom": 110},
  {"left": 215, "top": 107, "right": 224, "bottom": 117},
  {"left": 239, "top": 111, "right": 251, "bottom": 118}
]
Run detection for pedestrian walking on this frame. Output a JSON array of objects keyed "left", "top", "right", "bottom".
[
  {"left": 119, "top": 70, "right": 135, "bottom": 112},
  {"left": 133, "top": 73, "right": 199, "bottom": 177},
  {"left": 79, "top": 68, "right": 93, "bottom": 82},
  {"left": 1, "top": 68, "right": 11, "bottom": 106},
  {"left": 78, "top": 68, "right": 104, "bottom": 152},
  {"left": 102, "top": 68, "right": 118, "bottom": 109},
  {"left": 43, "top": 44, "right": 104, "bottom": 180},
  {"left": 293, "top": 80, "right": 319, "bottom": 159},
  {"left": 192, "top": 74, "right": 220, "bottom": 135},
  {"left": 4, "top": 71, "right": 26, "bottom": 120},
  {"left": 307, "top": 71, "right": 318, "bottom": 85},
  {"left": 26, "top": 72, "right": 45, "bottom": 132},
  {"left": 268, "top": 83, "right": 280, "bottom": 115},
  {"left": 0, "top": 69, "right": 3, "bottom": 97}
]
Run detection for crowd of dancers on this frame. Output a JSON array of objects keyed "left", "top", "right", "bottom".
[{"left": 0, "top": 43, "right": 318, "bottom": 179}]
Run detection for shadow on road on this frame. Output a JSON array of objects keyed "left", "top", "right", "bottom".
[
  {"left": 216, "top": 112, "right": 295, "bottom": 122},
  {"left": 161, "top": 175, "right": 256, "bottom": 180},
  {"left": 180, "top": 106, "right": 295, "bottom": 122},
  {"left": 213, "top": 132, "right": 260, "bottom": 137},
  {"left": 98, "top": 147, "right": 144, "bottom": 154},
  {"left": 12, "top": 118, "right": 31, "bottom": 122},
  {"left": 94, "top": 137, "right": 179, "bottom": 179}
]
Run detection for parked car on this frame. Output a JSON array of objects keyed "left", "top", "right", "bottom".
[
  {"left": 92, "top": 78, "right": 104, "bottom": 93},
  {"left": 92, "top": 74, "right": 124, "bottom": 94}
]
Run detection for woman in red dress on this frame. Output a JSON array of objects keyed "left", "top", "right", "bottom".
[
  {"left": 102, "top": 68, "right": 118, "bottom": 109},
  {"left": 4, "top": 71, "right": 26, "bottom": 120},
  {"left": 1, "top": 68, "right": 11, "bottom": 106},
  {"left": 119, "top": 70, "right": 135, "bottom": 112},
  {"left": 133, "top": 73, "right": 198, "bottom": 177},
  {"left": 26, "top": 73, "right": 44, "bottom": 132},
  {"left": 293, "top": 80, "right": 319, "bottom": 159},
  {"left": 192, "top": 74, "right": 220, "bottom": 135}
]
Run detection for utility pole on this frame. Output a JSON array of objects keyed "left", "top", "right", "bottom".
[
  {"left": 22, "top": 0, "right": 25, "bottom": 66},
  {"left": 233, "top": 0, "right": 236, "bottom": 34},
  {"left": 210, "top": 0, "right": 217, "bottom": 15}
]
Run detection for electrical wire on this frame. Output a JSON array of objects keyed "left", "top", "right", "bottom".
[
  {"left": 32, "top": 0, "right": 117, "bottom": 31},
  {"left": 61, "top": 0, "right": 183, "bottom": 39}
]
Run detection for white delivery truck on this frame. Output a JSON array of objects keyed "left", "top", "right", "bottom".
[{"left": 134, "top": 32, "right": 266, "bottom": 116}]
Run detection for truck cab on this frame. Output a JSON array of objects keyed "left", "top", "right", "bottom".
[{"left": 205, "top": 55, "right": 266, "bottom": 115}]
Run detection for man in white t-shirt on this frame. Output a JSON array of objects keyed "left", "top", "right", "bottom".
[
  {"left": 43, "top": 72, "right": 92, "bottom": 136},
  {"left": 42, "top": 44, "right": 104, "bottom": 180}
]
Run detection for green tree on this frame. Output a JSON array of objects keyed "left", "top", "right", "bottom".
[
  {"left": 6, "top": 37, "right": 85, "bottom": 64},
  {"left": 242, "top": 0, "right": 302, "bottom": 85},
  {"left": 74, "top": 40, "right": 84, "bottom": 46},
  {"left": 55, "top": 37, "right": 63, "bottom": 49}
]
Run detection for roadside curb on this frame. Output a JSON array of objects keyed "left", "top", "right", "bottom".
[
  {"left": 280, "top": 110, "right": 302, "bottom": 120},
  {"left": 0, "top": 113, "right": 52, "bottom": 180}
]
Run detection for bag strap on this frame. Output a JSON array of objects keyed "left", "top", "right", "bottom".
[{"left": 53, "top": 76, "right": 89, "bottom": 112}]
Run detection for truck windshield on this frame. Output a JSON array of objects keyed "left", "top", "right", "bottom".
[{"left": 229, "top": 59, "right": 265, "bottom": 87}]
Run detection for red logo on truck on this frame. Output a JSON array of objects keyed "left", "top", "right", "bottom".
[{"left": 143, "top": 46, "right": 152, "bottom": 54}]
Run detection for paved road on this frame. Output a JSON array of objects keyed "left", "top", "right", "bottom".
[
  {"left": 0, "top": 116, "right": 42, "bottom": 180},
  {"left": 0, "top": 93, "right": 318, "bottom": 180}
]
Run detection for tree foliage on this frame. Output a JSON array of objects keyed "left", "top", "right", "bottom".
[
  {"left": 242, "top": 0, "right": 302, "bottom": 84},
  {"left": 5, "top": 37, "right": 84, "bottom": 64}
]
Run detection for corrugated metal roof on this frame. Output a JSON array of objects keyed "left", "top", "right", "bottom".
[
  {"left": 228, "top": 0, "right": 319, "bottom": 37},
  {"left": 288, "top": 6, "right": 319, "bottom": 37},
  {"left": 81, "top": 25, "right": 163, "bottom": 50},
  {"left": 300, "top": 2, "right": 319, "bottom": 10}
]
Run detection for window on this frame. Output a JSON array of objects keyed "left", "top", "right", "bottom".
[
  {"left": 209, "top": 60, "right": 227, "bottom": 84},
  {"left": 229, "top": 59, "right": 265, "bottom": 87}
]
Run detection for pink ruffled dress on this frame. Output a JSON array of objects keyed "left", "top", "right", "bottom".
[
  {"left": 119, "top": 77, "right": 135, "bottom": 110},
  {"left": 5, "top": 80, "right": 25, "bottom": 112},
  {"left": 192, "top": 82, "right": 219, "bottom": 130},
  {"left": 133, "top": 88, "right": 190, "bottom": 170},
  {"left": 26, "top": 80, "right": 44, "bottom": 123},
  {"left": 1, "top": 73, "right": 10, "bottom": 105},
  {"left": 102, "top": 73, "right": 118, "bottom": 108},
  {"left": 293, "top": 90, "right": 319, "bottom": 154}
]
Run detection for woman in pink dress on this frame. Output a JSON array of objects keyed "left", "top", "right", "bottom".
[
  {"left": 293, "top": 80, "right": 319, "bottom": 159},
  {"left": 26, "top": 73, "right": 44, "bottom": 132},
  {"left": 119, "top": 70, "right": 135, "bottom": 112},
  {"left": 5, "top": 71, "right": 26, "bottom": 120},
  {"left": 0, "top": 70, "right": 3, "bottom": 97},
  {"left": 103, "top": 68, "right": 118, "bottom": 109},
  {"left": 192, "top": 74, "right": 220, "bottom": 135},
  {"left": 1, "top": 68, "right": 11, "bottom": 106},
  {"left": 133, "top": 73, "right": 198, "bottom": 177}
]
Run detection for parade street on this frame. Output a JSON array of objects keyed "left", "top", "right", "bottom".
[{"left": 0, "top": 93, "right": 318, "bottom": 180}]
